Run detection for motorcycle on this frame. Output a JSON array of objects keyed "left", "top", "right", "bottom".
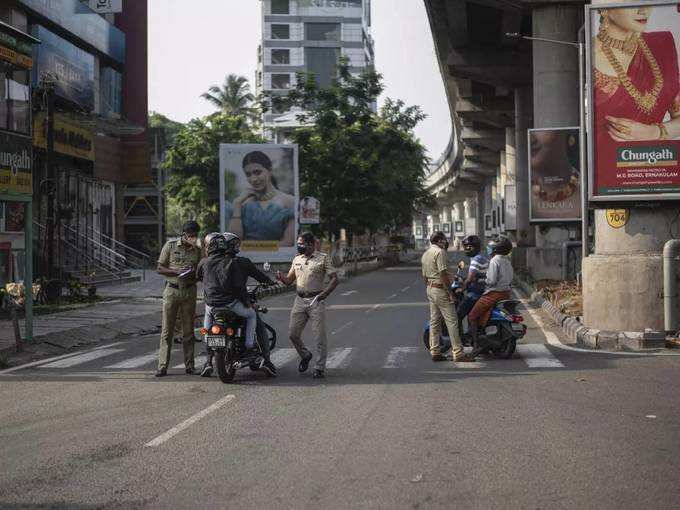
[
  {"left": 422, "top": 261, "right": 527, "bottom": 359},
  {"left": 202, "top": 284, "right": 277, "bottom": 383}
]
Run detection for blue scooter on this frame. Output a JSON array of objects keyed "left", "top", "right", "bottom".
[{"left": 422, "top": 261, "right": 527, "bottom": 359}]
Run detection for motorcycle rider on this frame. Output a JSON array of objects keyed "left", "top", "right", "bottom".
[
  {"left": 467, "top": 236, "right": 514, "bottom": 359},
  {"left": 456, "top": 235, "right": 489, "bottom": 323},
  {"left": 196, "top": 232, "right": 277, "bottom": 377}
]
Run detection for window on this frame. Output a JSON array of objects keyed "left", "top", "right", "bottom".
[
  {"left": 271, "top": 0, "right": 290, "bottom": 14},
  {"left": 304, "top": 47, "right": 340, "bottom": 88},
  {"left": 271, "top": 49, "right": 290, "bottom": 65},
  {"left": 271, "top": 74, "right": 291, "bottom": 89},
  {"left": 305, "top": 23, "right": 340, "bottom": 41},
  {"left": 0, "top": 66, "right": 30, "bottom": 135},
  {"left": 271, "top": 24, "right": 290, "bottom": 40}
]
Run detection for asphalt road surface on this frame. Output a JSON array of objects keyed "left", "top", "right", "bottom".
[{"left": 2, "top": 266, "right": 680, "bottom": 509}]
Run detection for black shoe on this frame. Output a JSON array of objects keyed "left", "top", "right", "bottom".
[
  {"left": 299, "top": 353, "right": 313, "bottom": 373},
  {"left": 155, "top": 368, "right": 167, "bottom": 377},
  {"left": 185, "top": 367, "right": 195, "bottom": 375},
  {"left": 312, "top": 369, "right": 325, "bottom": 379},
  {"left": 261, "top": 360, "right": 278, "bottom": 377},
  {"left": 200, "top": 364, "right": 213, "bottom": 377}
]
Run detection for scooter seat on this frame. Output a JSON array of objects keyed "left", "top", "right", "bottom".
[{"left": 495, "top": 300, "right": 520, "bottom": 314}]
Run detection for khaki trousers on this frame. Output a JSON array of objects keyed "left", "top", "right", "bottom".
[
  {"left": 427, "top": 286, "right": 463, "bottom": 357},
  {"left": 288, "top": 296, "right": 327, "bottom": 371},
  {"left": 158, "top": 286, "right": 197, "bottom": 370}
]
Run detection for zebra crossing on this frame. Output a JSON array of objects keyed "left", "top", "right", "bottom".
[{"left": 9, "top": 342, "right": 568, "bottom": 373}]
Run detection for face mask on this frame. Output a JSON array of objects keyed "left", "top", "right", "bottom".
[
  {"left": 297, "top": 244, "right": 307, "bottom": 254},
  {"left": 486, "top": 246, "right": 494, "bottom": 257}
]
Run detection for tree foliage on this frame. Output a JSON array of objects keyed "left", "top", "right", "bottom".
[
  {"left": 201, "top": 74, "right": 258, "bottom": 122},
  {"left": 162, "top": 114, "right": 263, "bottom": 233},
  {"left": 277, "top": 60, "right": 434, "bottom": 240}
]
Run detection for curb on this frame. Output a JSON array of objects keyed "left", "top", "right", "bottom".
[{"left": 515, "top": 278, "right": 669, "bottom": 352}]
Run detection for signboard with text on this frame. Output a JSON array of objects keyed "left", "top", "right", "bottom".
[
  {"left": 0, "top": 133, "right": 32, "bottom": 196},
  {"left": 88, "top": 0, "right": 123, "bottom": 13},
  {"left": 33, "top": 112, "right": 94, "bottom": 161},
  {"left": 586, "top": 0, "right": 680, "bottom": 201},
  {"left": 299, "top": 196, "right": 320, "bottom": 224}
]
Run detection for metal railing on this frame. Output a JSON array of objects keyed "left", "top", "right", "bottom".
[
  {"left": 340, "top": 245, "right": 401, "bottom": 264},
  {"left": 92, "top": 228, "right": 152, "bottom": 271}
]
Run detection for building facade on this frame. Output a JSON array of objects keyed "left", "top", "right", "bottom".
[
  {"left": 257, "top": 0, "right": 375, "bottom": 142},
  {"left": 0, "top": 0, "right": 150, "bottom": 283}
]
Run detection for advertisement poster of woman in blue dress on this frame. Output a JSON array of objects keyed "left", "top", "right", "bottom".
[{"left": 219, "top": 144, "right": 299, "bottom": 261}]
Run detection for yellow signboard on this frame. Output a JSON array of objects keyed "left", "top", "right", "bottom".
[
  {"left": 242, "top": 241, "right": 279, "bottom": 251},
  {"left": 33, "top": 112, "right": 95, "bottom": 161},
  {"left": 0, "top": 133, "right": 33, "bottom": 196},
  {"left": 606, "top": 209, "right": 629, "bottom": 229}
]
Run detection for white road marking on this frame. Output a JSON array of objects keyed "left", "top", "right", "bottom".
[
  {"left": 364, "top": 304, "right": 381, "bottom": 314},
  {"left": 401, "top": 286, "right": 410, "bottom": 292},
  {"left": 451, "top": 361, "right": 488, "bottom": 369},
  {"left": 145, "top": 394, "right": 236, "bottom": 447},
  {"left": 332, "top": 321, "right": 354, "bottom": 335},
  {"left": 340, "top": 290, "right": 358, "bottom": 297},
  {"left": 268, "top": 302, "right": 428, "bottom": 311},
  {"left": 325, "top": 347, "right": 353, "bottom": 369},
  {"left": 387, "top": 293, "right": 397, "bottom": 300},
  {"left": 39, "top": 348, "right": 125, "bottom": 368},
  {"left": 270, "top": 348, "right": 298, "bottom": 366},
  {"left": 383, "top": 346, "right": 418, "bottom": 368},
  {"left": 516, "top": 344, "right": 565, "bottom": 368},
  {"left": 173, "top": 355, "right": 207, "bottom": 370},
  {"left": 512, "top": 291, "right": 680, "bottom": 357},
  {"left": 105, "top": 351, "right": 157, "bottom": 369}
]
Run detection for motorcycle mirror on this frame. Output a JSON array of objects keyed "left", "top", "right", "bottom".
[{"left": 263, "top": 262, "right": 271, "bottom": 272}]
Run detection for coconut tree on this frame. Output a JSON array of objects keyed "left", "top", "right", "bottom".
[{"left": 201, "top": 74, "right": 258, "bottom": 121}]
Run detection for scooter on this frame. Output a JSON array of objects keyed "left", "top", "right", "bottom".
[
  {"left": 422, "top": 261, "right": 527, "bottom": 359},
  {"left": 203, "top": 284, "right": 277, "bottom": 383}
]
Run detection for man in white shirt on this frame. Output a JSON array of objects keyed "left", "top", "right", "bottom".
[{"left": 468, "top": 236, "right": 514, "bottom": 359}]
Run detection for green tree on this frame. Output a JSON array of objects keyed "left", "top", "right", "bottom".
[
  {"left": 278, "top": 60, "right": 434, "bottom": 241},
  {"left": 163, "top": 113, "right": 263, "bottom": 233},
  {"left": 201, "top": 74, "right": 258, "bottom": 121}
]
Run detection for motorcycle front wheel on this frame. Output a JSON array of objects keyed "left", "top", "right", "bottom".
[{"left": 215, "top": 348, "right": 236, "bottom": 383}]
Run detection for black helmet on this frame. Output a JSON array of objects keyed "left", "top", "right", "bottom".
[
  {"left": 488, "top": 235, "right": 513, "bottom": 256},
  {"left": 462, "top": 235, "right": 482, "bottom": 256},
  {"left": 182, "top": 220, "right": 200, "bottom": 235},
  {"left": 204, "top": 232, "right": 227, "bottom": 255},
  {"left": 223, "top": 232, "right": 241, "bottom": 256}
]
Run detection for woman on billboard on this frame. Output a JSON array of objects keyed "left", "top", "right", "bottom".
[
  {"left": 228, "top": 151, "right": 295, "bottom": 246},
  {"left": 530, "top": 130, "right": 580, "bottom": 220},
  {"left": 594, "top": 5, "right": 680, "bottom": 143}
]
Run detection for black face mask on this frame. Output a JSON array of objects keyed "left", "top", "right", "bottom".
[{"left": 297, "top": 244, "right": 307, "bottom": 254}]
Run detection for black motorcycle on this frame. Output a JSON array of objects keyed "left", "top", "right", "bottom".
[{"left": 204, "top": 285, "right": 277, "bottom": 383}]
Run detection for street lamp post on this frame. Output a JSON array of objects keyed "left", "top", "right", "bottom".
[{"left": 506, "top": 32, "right": 589, "bottom": 263}]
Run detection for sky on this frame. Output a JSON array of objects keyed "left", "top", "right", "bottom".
[{"left": 148, "top": 0, "right": 450, "bottom": 159}]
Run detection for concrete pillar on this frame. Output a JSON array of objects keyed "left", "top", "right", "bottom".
[
  {"left": 583, "top": 209, "right": 680, "bottom": 331},
  {"left": 505, "top": 128, "right": 517, "bottom": 185},
  {"left": 514, "top": 87, "right": 532, "bottom": 246},
  {"left": 528, "top": 4, "right": 581, "bottom": 281},
  {"left": 476, "top": 191, "right": 485, "bottom": 241}
]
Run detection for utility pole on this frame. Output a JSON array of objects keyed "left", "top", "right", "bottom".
[{"left": 40, "top": 74, "right": 56, "bottom": 279}]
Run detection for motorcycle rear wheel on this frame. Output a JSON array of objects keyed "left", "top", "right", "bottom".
[
  {"left": 491, "top": 337, "right": 516, "bottom": 359},
  {"left": 215, "top": 348, "right": 236, "bottom": 383}
]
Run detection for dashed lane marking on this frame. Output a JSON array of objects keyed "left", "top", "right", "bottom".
[
  {"left": 340, "top": 290, "right": 358, "bottom": 297},
  {"left": 332, "top": 321, "right": 354, "bottom": 335},
  {"left": 105, "top": 351, "right": 158, "bottom": 369},
  {"left": 516, "top": 344, "right": 565, "bottom": 368},
  {"left": 145, "top": 395, "right": 236, "bottom": 447}
]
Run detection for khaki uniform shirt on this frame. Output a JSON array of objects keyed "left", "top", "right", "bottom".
[
  {"left": 421, "top": 245, "right": 448, "bottom": 284},
  {"left": 291, "top": 251, "right": 336, "bottom": 294},
  {"left": 158, "top": 239, "right": 202, "bottom": 287}
]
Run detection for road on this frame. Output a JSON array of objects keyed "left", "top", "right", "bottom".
[{"left": 1, "top": 265, "right": 680, "bottom": 509}]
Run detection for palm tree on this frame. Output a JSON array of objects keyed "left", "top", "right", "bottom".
[{"left": 201, "top": 74, "right": 257, "bottom": 119}]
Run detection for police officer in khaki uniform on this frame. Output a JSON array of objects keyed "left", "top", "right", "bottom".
[
  {"left": 422, "top": 231, "right": 473, "bottom": 363},
  {"left": 155, "top": 220, "right": 203, "bottom": 377},
  {"left": 276, "top": 232, "right": 338, "bottom": 379}
]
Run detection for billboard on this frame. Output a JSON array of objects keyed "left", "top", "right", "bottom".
[
  {"left": 528, "top": 127, "right": 582, "bottom": 221},
  {"left": 0, "top": 132, "right": 32, "bottom": 196},
  {"left": 219, "top": 144, "right": 299, "bottom": 262},
  {"left": 587, "top": 0, "right": 680, "bottom": 201},
  {"left": 299, "top": 196, "right": 320, "bottom": 224}
]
